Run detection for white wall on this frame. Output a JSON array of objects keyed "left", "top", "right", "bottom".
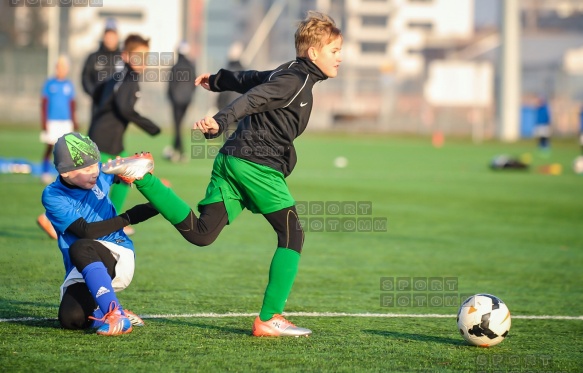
[{"left": 69, "top": 0, "right": 182, "bottom": 62}]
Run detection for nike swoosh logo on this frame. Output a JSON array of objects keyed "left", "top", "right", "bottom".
[{"left": 300, "top": 102, "right": 308, "bottom": 107}]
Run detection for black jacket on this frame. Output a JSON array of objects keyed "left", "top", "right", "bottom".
[
  {"left": 209, "top": 57, "right": 327, "bottom": 177},
  {"left": 81, "top": 43, "right": 123, "bottom": 97},
  {"left": 216, "top": 59, "right": 244, "bottom": 110},
  {"left": 88, "top": 64, "right": 161, "bottom": 155},
  {"left": 167, "top": 54, "right": 196, "bottom": 106}
]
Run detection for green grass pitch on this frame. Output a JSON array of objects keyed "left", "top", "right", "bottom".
[{"left": 0, "top": 126, "right": 582, "bottom": 372}]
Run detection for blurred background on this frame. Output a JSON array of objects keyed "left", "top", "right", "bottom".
[{"left": 1, "top": 0, "right": 583, "bottom": 141}]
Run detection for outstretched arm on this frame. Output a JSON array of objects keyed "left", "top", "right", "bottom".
[
  {"left": 66, "top": 203, "right": 159, "bottom": 239},
  {"left": 115, "top": 83, "right": 161, "bottom": 136},
  {"left": 197, "top": 69, "right": 272, "bottom": 94}
]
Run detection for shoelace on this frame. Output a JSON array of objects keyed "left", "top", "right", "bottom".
[
  {"left": 271, "top": 314, "right": 295, "bottom": 327},
  {"left": 88, "top": 302, "right": 120, "bottom": 324}
]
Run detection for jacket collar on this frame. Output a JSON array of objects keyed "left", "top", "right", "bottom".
[{"left": 296, "top": 57, "right": 328, "bottom": 82}]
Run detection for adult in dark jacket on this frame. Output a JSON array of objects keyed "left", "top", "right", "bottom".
[
  {"left": 81, "top": 19, "right": 123, "bottom": 98},
  {"left": 216, "top": 42, "right": 245, "bottom": 112},
  {"left": 165, "top": 42, "right": 196, "bottom": 162}
]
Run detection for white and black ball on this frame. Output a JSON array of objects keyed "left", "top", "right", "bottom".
[{"left": 457, "top": 294, "right": 511, "bottom": 347}]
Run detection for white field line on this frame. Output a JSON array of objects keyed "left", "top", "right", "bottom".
[{"left": 1, "top": 312, "right": 582, "bottom": 323}]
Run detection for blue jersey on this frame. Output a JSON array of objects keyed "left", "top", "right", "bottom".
[
  {"left": 536, "top": 102, "right": 550, "bottom": 126},
  {"left": 41, "top": 168, "right": 133, "bottom": 278},
  {"left": 42, "top": 78, "right": 75, "bottom": 120}
]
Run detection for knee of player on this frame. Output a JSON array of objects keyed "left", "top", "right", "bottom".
[
  {"left": 68, "top": 239, "right": 95, "bottom": 267},
  {"left": 278, "top": 225, "right": 304, "bottom": 253},
  {"left": 189, "top": 235, "right": 217, "bottom": 247},
  {"left": 58, "top": 307, "right": 91, "bottom": 330}
]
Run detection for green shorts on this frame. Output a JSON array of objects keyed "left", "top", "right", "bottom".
[{"left": 198, "top": 153, "right": 294, "bottom": 223}]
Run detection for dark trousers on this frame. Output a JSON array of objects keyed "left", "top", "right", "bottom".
[
  {"left": 171, "top": 103, "right": 190, "bottom": 154},
  {"left": 174, "top": 202, "right": 303, "bottom": 253},
  {"left": 58, "top": 240, "right": 116, "bottom": 329}
]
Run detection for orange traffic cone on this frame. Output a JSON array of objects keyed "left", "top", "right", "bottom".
[{"left": 432, "top": 131, "right": 444, "bottom": 148}]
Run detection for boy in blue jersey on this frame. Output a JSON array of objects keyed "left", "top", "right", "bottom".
[
  {"left": 41, "top": 132, "right": 159, "bottom": 336},
  {"left": 37, "top": 56, "right": 78, "bottom": 240},
  {"left": 40, "top": 56, "right": 78, "bottom": 183}
]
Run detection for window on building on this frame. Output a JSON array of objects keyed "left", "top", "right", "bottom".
[
  {"left": 408, "top": 21, "right": 433, "bottom": 31},
  {"left": 361, "top": 42, "right": 387, "bottom": 54},
  {"left": 361, "top": 15, "right": 388, "bottom": 28},
  {"left": 98, "top": 10, "right": 144, "bottom": 20}
]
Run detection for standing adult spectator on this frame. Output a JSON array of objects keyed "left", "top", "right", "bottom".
[
  {"left": 164, "top": 41, "right": 196, "bottom": 163},
  {"left": 216, "top": 42, "right": 245, "bottom": 112},
  {"left": 81, "top": 18, "right": 123, "bottom": 99}
]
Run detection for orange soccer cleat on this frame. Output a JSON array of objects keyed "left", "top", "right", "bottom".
[
  {"left": 252, "top": 314, "right": 311, "bottom": 337},
  {"left": 90, "top": 302, "right": 133, "bottom": 336},
  {"left": 37, "top": 213, "right": 57, "bottom": 240}
]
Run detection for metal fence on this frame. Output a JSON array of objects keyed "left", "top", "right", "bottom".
[
  {"left": 0, "top": 48, "right": 48, "bottom": 124},
  {"left": 1, "top": 46, "right": 582, "bottom": 140}
]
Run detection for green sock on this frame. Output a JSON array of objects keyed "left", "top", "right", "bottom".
[
  {"left": 133, "top": 173, "right": 191, "bottom": 224},
  {"left": 101, "top": 151, "right": 129, "bottom": 213},
  {"left": 109, "top": 182, "right": 130, "bottom": 213},
  {"left": 259, "top": 247, "right": 301, "bottom": 322}
]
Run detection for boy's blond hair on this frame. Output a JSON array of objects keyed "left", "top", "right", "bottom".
[{"left": 295, "top": 11, "right": 342, "bottom": 57}]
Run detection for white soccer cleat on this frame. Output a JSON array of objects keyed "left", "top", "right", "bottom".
[
  {"left": 101, "top": 152, "right": 154, "bottom": 183},
  {"left": 123, "top": 309, "right": 145, "bottom": 327}
]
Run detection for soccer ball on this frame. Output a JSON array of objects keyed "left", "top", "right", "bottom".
[
  {"left": 333, "top": 156, "right": 348, "bottom": 168},
  {"left": 457, "top": 294, "right": 511, "bottom": 347},
  {"left": 573, "top": 155, "right": 583, "bottom": 175}
]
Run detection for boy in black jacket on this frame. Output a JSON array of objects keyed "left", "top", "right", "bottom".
[
  {"left": 88, "top": 34, "right": 161, "bottom": 224},
  {"left": 102, "top": 11, "right": 342, "bottom": 337}
]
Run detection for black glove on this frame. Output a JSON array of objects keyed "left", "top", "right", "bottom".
[{"left": 121, "top": 203, "right": 159, "bottom": 225}]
